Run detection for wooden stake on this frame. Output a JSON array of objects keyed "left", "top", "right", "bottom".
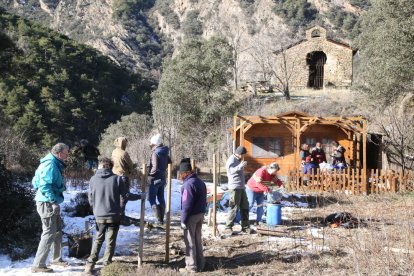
[
  {"left": 165, "top": 164, "right": 172, "bottom": 263},
  {"left": 191, "top": 159, "right": 196, "bottom": 174},
  {"left": 213, "top": 153, "right": 217, "bottom": 237},
  {"left": 138, "top": 164, "right": 147, "bottom": 268}
]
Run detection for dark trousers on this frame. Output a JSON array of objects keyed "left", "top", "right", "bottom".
[
  {"left": 148, "top": 179, "right": 166, "bottom": 208},
  {"left": 87, "top": 222, "right": 120, "bottom": 265}
]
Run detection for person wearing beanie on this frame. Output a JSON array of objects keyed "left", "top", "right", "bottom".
[
  {"left": 179, "top": 158, "right": 207, "bottom": 273},
  {"left": 246, "top": 163, "right": 284, "bottom": 225},
  {"left": 148, "top": 134, "right": 171, "bottom": 225},
  {"left": 224, "top": 146, "right": 253, "bottom": 234}
]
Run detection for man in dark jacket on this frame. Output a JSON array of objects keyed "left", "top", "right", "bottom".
[
  {"left": 148, "top": 134, "right": 171, "bottom": 225},
  {"left": 85, "top": 157, "right": 127, "bottom": 274},
  {"left": 179, "top": 158, "right": 207, "bottom": 273},
  {"left": 75, "top": 139, "right": 100, "bottom": 170},
  {"left": 311, "top": 142, "right": 327, "bottom": 166}
]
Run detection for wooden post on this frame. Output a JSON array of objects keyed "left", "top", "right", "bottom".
[
  {"left": 165, "top": 164, "right": 172, "bottom": 263},
  {"left": 138, "top": 164, "right": 147, "bottom": 268},
  {"left": 362, "top": 120, "right": 367, "bottom": 194},
  {"left": 212, "top": 154, "right": 217, "bottom": 237}
]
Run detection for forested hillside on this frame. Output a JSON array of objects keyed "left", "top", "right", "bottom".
[{"left": 0, "top": 8, "right": 154, "bottom": 147}]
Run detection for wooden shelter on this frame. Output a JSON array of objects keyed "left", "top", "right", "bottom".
[{"left": 232, "top": 111, "right": 368, "bottom": 189}]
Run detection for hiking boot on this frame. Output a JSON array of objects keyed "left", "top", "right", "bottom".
[
  {"left": 50, "top": 260, "right": 68, "bottom": 267},
  {"left": 241, "top": 227, "right": 255, "bottom": 234},
  {"left": 84, "top": 262, "right": 95, "bottom": 273},
  {"left": 158, "top": 204, "right": 165, "bottom": 225},
  {"left": 31, "top": 266, "right": 54, "bottom": 273}
]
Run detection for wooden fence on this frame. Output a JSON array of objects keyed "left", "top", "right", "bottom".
[{"left": 287, "top": 168, "right": 414, "bottom": 194}]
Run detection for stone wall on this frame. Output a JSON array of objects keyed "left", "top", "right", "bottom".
[{"left": 274, "top": 26, "right": 354, "bottom": 90}]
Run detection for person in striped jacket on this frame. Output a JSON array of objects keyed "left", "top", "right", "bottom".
[{"left": 246, "top": 163, "right": 284, "bottom": 225}]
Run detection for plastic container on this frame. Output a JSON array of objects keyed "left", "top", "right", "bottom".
[{"left": 266, "top": 204, "right": 282, "bottom": 226}]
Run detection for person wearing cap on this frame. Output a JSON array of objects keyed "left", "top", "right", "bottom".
[
  {"left": 148, "top": 133, "right": 171, "bottom": 225},
  {"left": 111, "top": 137, "right": 137, "bottom": 219},
  {"left": 224, "top": 146, "right": 253, "bottom": 234},
  {"left": 246, "top": 163, "right": 284, "bottom": 225},
  {"left": 179, "top": 158, "right": 207, "bottom": 273}
]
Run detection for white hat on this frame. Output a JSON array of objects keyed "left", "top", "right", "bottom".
[{"left": 150, "top": 134, "right": 163, "bottom": 145}]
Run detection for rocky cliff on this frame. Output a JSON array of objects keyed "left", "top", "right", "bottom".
[{"left": 0, "top": 0, "right": 366, "bottom": 82}]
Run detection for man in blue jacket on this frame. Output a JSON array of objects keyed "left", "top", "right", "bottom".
[
  {"left": 179, "top": 158, "right": 207, "bottom": 273},
  {"left": 31, "top": 143, "right": 69, "bottom": 273},
  {"left": 148, "top": 134, "right": 171, "bottom": 225}
]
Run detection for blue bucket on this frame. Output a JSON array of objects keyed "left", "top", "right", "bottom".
[{"left": 267, "top": 204, "right": 282, "bottom": 226}]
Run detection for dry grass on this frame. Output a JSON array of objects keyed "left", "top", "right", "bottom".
[{"left": 108, "top": 192, "right": 414, "bottom": 275}]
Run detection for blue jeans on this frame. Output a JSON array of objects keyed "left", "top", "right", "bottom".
[
  {"left": 148, "top": 179, "right": 166, "bottom": 208},
  {"left": 246, "top": 188, "right": 265, "bottom": 223}
]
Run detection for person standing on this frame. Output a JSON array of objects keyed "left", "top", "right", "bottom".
[
  {"left": 246, "top": 163, "right": 284, "bottom": 225},
  {"left": 31, "top": 143, "right": 69, "bottom": 273},
  {"left": 311, "top": 142, "right": 326, "bottom": 166},
  {"left": 76, "top": 139, "right": 100, "bottom": 170},
  {"left": 148, "top": 134, "right": 170, "bottom": 225},
  {"left": 111, "top": 137, "right": 137, "bottom": 217},
  {"left": 179, "top": 158, "right": 207, "bottom": 273},
  {"left": 84, "top": 157, "right": 127, "bottom": 274},
  {"left": 224, "top": 146, "right": 253, "bottom": 234},
  {"left": 300, "top": 143, "right": 311, "bottom": 166}
]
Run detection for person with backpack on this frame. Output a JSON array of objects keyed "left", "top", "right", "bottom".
[
  {"left": 31, "top": 143, "right": 69, "bottom": 273},
  {"left": 84, "top": 157, "right": 127, "bottom": 274}
]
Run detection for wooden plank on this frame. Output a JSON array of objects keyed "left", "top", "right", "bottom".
[
  {"left": 399, "top": 169, "right": 403, "bottom": 193},
  {"left": 165, "top": 164, "right": 172, "bottom": 263},
  {"left": 138, "top": 164, "right": 147, "bottom": 268}
]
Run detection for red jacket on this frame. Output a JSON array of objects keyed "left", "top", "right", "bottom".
[{"left": 247, "top": 166, "right": 284, "bottom": 193}]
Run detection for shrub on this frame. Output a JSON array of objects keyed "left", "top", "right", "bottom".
[
  {"left": 182, "top": 10, "right": 203, "bottom": 37},
  {"left": 63, "top": 192, "right": 93, "bottom": 217},
  {"left": 0, "top": 161, "right": 42, "bottom": 260}
]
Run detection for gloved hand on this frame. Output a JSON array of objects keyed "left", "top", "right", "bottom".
[
  {"left": 239, "top": 161, "right": 247, "bottom": 168},
  {"left": 181, "top": 223, "right": 187, "bottom": 230},
  {"left": 51, "top": 203, "right": 60, "bottom": 215}
]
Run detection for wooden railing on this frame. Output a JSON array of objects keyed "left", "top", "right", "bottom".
[{"left": 287, "top": 168, "right": 414, "bottom": 194}]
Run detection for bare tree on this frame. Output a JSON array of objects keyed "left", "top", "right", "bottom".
[
  {"left": 248, "top": 29, "right": 300, "bottom": 100},
  {"left": 375, "top": 94, "right": 414, "bottom": 171}
]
